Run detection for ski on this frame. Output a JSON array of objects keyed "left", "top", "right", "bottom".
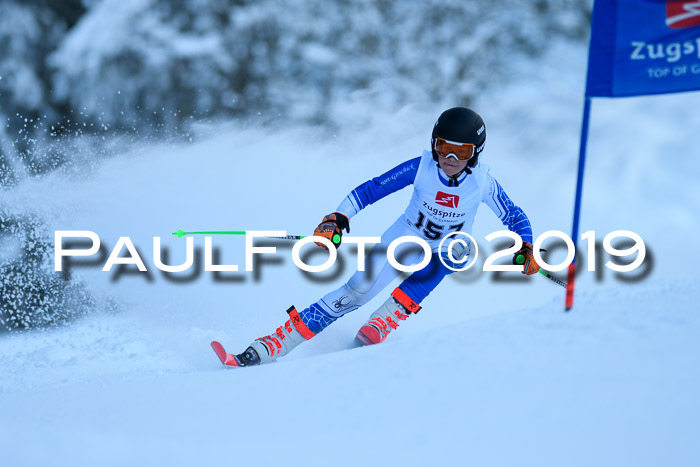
[{"left": 210, "top": 341, "right": 242, "bottom": 367}]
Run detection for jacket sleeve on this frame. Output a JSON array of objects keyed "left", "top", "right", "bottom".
[
  {"left": 335, "top": 157, "right": 421, "bottom": 218},
  {"left": 482, "top": 174, "right": 533, "bottom": 244}
]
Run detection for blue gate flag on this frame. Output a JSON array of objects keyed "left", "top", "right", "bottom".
[{"left": 586, "top": 0, "right": 700, "bottom": 97}]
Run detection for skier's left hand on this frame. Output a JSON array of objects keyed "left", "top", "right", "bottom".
[
  {"left": 313, "top": 212, "right": 350, "bottom": 249},
  {"left": 513, "top": 241, "right": 540, "bottom": 275}
]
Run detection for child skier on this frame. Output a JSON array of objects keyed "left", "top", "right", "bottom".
[{"left": 212, "top": 107, "right": 539, "bottom": 367}]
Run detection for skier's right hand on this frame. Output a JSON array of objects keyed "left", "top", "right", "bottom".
[{"left": 313, "top": 212, "right": 350, "bottom": 249}]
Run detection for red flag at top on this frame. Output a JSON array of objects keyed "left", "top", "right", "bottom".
[{"left": 666, "top": 1, "right": 700, "bottom": 29}]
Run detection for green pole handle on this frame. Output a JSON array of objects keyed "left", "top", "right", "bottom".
[{"left": 515, "top": 252, "right": 567, "bottom": 288}]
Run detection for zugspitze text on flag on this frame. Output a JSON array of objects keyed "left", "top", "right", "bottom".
[{"left": 586, "top": 0, "right": 700, "bottom": 97}]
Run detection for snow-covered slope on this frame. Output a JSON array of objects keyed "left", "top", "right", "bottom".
[
  {"left": 1, "top": 283, "right": 698, "bottom": 466},
  {"left": 1, "top": 41, "right": 699, "bottom": 466}
]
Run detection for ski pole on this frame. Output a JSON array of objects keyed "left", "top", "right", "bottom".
[
  {"left": 172, "top": 229, "right": 307, "bottom": 241},
  {"left": 515, "top": 254, "right": 568, "bottom": 289},
  {"left": 172, "top": 228, "right": 345, "bottom": 246}
]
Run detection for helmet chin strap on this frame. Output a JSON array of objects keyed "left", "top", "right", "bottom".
[
  {"left": 436, "top": 162, "right": 472, "bottom": 187},
  {"left": 449, "top": 167, "right": 472, "bottom": 187}
]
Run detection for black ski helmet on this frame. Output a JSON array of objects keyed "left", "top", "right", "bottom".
[{"left": 431, "top": 107, "right": 486, "bottom": 170}]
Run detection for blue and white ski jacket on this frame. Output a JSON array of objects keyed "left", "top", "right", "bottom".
[{"left": 335, "top": 150, "right": 532, "bottom": 244}]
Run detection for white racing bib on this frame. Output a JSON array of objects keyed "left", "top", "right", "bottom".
[{"left": 403, "top": 150, "right": 489, "bottom": 246}]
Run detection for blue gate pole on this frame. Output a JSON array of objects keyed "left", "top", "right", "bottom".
[{"left": 566, "top": 97, "right": 592, "bottom": 311}]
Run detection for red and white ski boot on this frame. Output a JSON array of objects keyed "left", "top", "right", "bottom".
[
  {"left": 212, "top": 305, "right": 317, "bottom": 367},
  {"left": 355, "top": 288, "right": 421, "bottom": 346},
  {"left": 249, "top": 305, "right": 317, "bottom": 364}
]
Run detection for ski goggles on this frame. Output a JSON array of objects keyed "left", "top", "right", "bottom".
[{"left": 433, "top": 137, "right": 475, "bottom": 161}]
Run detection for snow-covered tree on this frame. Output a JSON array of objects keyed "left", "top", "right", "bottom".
[
  {"left": 49, "top": 0, "right": 591, "bottom": 132},
  {"left": 0, "top": 0, "right": 85, "bottom": 186},
  {"left": 0, "top": 210, "right": 96, "bottom": 331}
]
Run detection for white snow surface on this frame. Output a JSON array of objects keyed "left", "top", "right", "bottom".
[{"left": 1, "top": 41, "right": 700, "bottom": 466}]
